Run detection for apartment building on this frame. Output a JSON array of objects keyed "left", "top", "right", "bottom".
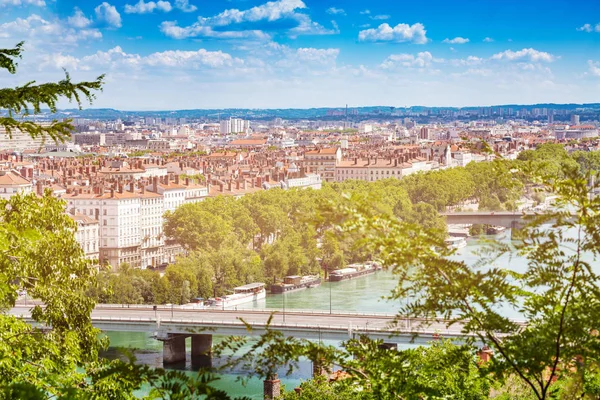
[
  {"left": 303, "top": 147, "right": 341, "bottom": 182},
  {"left": 71, "top": 212, "right": 100, "bottom": 261}
]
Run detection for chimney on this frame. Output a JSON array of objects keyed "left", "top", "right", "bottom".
[
  {"left": 110, "top": 188, "right": 115, "bottom": 198},
  {"left": 236, "top": 180, "right": 240, "bottom": 190},
  {"left": 257, "top": 176, "right": 262, "bottom": 187},
  {"left": 175, "top": 175, "right": 180, "bottom": 184},
  {"left": 219, "top": 182, "right": 224, "bottom": 192},
  {"left": 227, "top": 180, "right": 232, "bottom": 191},
  {"left": 36, "top": 180, "right": 43, "bottom": 196},
  {"left": 20, "top": 167, "right": 27, "bottom": 179},
  {"left": 130, "top": 182, "right": 135, "bottom": 192},
  {"left": 118, "top": 184, "right": 123, "bottom": 194},
  {"left": 153, "top": 176, "right": 158, "bottom": 192},
  {"left": 185, "top": 178, "right": 190, "bottom": 186}
]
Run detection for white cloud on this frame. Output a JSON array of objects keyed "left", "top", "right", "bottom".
[
  {"left": 449, "top": 55, "right": 483, "bottom": 66},
  {"left": 162, "top": 0, "right": 335, "bottom": 39},
  {"left": 358, "top": 22, "right": 428, "bottom": 44},
  {"left": 370, "top": 15, "right": 390, "bottom": 20},
  {"left": 174, "top": 0, "right": 196, "bottom": 12},
  {"left": 295, "top": 47, "right": 339, "bottom": 63},
  {"left": 124, "top": 0, "right": 172, "bottom": 14},
  {"left": 577, "top": 23, "right": 600, "bottom": 33},
  {"left": 39, "top": 46, "right": 243, "bottom": 73},
  {"left": 326, "top": 7, "right": 345, "bottom": 15},
  {"left": 95, "top": 2, "right": 122, "bottom": 28},
  {"left": 381, "top": 52, "right": 443, "bottom": 69},
  {"left": 360, "top": 9, "right": 370, "bottom": 14},
  {"left": 442, "top": 36, "right": 469, "bottom": 44},
  {"left": 67, "top": 8, "right": 92, "bottom": 29},
  {"left": 0, "top": 14, "right": 102, "bottom": 44},
  {"left": 159, "top": 21, "right": 270, "bottom": 40},
  {"left": 39, "top": 53, "right": 80, "bottom": 70},
  {"left": 483, "top": 37, "right": 494, "bottom": 42},
  {"left": 289, "top": 14, "right": 338, "bottom": 37},
  {"left": 588, "top": 60, "right": 600, "bottom": 77},
  {"left": 198, "top": 0, "right": 306, "bottom": 26},
  {"left": 144, "top": 49, "right": 238, "bottom": 68},
  {"left": 0, "top": 0, "right": 45, "bottom": 7},
  {"left": 491, "top": 48, "right": 556, "bottom": 63}
]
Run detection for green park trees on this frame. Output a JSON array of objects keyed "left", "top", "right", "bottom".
[{"left": 0, "top": 42, "right": 239, "bottom": 399}]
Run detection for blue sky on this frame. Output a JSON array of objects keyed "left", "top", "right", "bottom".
[{"left": 1, "top": 0, "right": 600, "bottom": 110}]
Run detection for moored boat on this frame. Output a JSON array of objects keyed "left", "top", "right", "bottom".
[
  {"left": 328, "top": 262, "right": 380, "bottom": 282},
  {"left": 487, "top": 225, "right": 506, "bottom": 235},
  {"left": 212, "top": 283, "right": 266, "bottom": 308},
  {"left": 270, "top": 275, "right": 322, "bottom": 294},
  {"left": 445, "top": 236, "right": 467, "bottom": 249}
]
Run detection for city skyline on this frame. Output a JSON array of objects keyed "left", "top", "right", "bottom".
[{"left": 1, "top": 0, "right": 600, "bottom": 110}]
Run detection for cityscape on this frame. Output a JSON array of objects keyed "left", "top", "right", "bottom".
[{"left": 2, "top": 0, "right": 600, "bottom": 399}]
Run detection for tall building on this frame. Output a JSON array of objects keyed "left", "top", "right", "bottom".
[
  {"left": 571, "top": 114, "right": 580, "bottom": 125},
  {"left": 220, "top": 118, "right": 250, "bottom": 135}
]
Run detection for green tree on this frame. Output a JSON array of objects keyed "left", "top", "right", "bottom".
[
  {"left": 346, "top": 164, "right": 600, "bottom": 400},
  {"left": 1, "top": 42, "right": 104, "bottom": 142},
  {"left": 0, "top": 42, "right": 239, "bottom": 399}
]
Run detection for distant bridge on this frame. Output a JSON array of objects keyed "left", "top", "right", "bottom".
[{"left": 441, "top": 211, "right": 537, "bottom": 227}]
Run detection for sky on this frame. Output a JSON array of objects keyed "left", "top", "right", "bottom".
[{"left": 1, "top": 0, "right": 600, "bottom": 110}]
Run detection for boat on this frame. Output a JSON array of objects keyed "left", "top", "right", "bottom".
[
  {"left": 487, "top": 225, "right": 506, "bottom": 235},
  {"left": 270, "top": 275, "right": 322, "bottom": 294},
  {"left": 445, "top": 236, "right": 467, "bottom": 249},
  {"left": 328, "top": 261, "right": 381, "bottom": 282},
  {"left": 212, "top": 283, "right": 266, "bottom": 308}
]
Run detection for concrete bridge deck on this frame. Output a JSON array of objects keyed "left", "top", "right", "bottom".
[{"left": 11, "top": 304, "right": 473, "bottom": 345}]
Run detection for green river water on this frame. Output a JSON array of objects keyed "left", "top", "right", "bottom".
[{"left": 103, "top": 233, "right": 517, "bottom": 398}]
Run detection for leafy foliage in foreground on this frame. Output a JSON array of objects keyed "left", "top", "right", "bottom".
[
  {"left": 340, "top": 164, "right": 600, "bottom": 399},
  {"left": 214, "top": 319, "right": 491, "bottom": 400}
]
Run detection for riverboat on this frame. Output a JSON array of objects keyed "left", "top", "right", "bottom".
[
  {"left": 487, "top": 225, "right": 506, "bottom": 235},
  {"left": 444, "top": 236, "right": 467, "bottom": 249},
  {"left": 212, "top": 283, "right": 266, "bottom": 308},
  {"left": 328, "top": 262, "right": 381, "bottom": 282},
  {"left": 270, "top": 275, "right": 322, "bottom": 294}
]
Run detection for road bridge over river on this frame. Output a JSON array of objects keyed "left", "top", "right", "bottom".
[
  {"left": 441, "top": 211, "right": 537, "bottom": 228},
  {"left": 12, "top": 304, "right": 480, "bottom": 365}
]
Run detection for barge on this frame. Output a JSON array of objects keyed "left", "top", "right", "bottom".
[
  {"left": 270, "top": 275, "right": 322, "bottom": 294},
  {"left": 328, "top": 262, "right": 381, "bottom": 282}
]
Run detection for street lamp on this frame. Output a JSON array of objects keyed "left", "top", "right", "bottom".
[
  {"left": 329, "top": 280, "right": 332, "bottom": 315},
  {"left": 283, "top": 291, "right": 286, "bottom": 323}
]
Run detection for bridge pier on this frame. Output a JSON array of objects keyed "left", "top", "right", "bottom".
[
  {"left": 162, "top": 334, "right": 188, "bottom": 364},
  {"left": 191, "top": 334, "right": 213, "bottom": 368},
  {"left": 263, "top": 374, "right": 281, "bottom": 400}
]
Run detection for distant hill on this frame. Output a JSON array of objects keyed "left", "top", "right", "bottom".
[{"left": 5, "top": 103, "right": 600, "bottom": 121}]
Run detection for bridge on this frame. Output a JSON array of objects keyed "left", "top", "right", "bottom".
[
  {"left": 11, "top": 304, "right": 477, "bottom": 366},
  {"left": 441, "top": 211, "right": 538, "bottom": 228}
]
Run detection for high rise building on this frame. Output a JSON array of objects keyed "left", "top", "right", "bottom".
[
  {"left": 220, "top": 118, "right": 250, "bottom": 135},
  {"left": 571, "top": 114, "right": 580, "bottom": 125}
]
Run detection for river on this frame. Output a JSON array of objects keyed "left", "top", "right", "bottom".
[{"left": 102, "top": 232, "right": 519, "bottom": 398}]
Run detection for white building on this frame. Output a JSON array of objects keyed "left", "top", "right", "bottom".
[
  {"left": 220, "top": 118, "right": 250, "bottom": 135},
  {"left": 282, "top": 174, "right": 322, "bottom": 190},
  {"left": 0, "top": 170, "right": 33, "bottom": 199},
  {"left": 71, "top": 213, "right": 100, "bottom": 261}
]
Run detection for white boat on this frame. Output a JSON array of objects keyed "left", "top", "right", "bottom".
[
  {"left": 445, "top": 236, "right": 467, "bottom": 249},
  {"left": 212, "top": 283, "right": 266, "bottom": 308}
]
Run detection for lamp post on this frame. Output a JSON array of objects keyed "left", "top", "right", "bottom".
[
  {"left": 283, "top": 291, "right": 286, "bottom": 324},
  {"left": 329, "top": 280, "right": 332, "bottom": 315}
]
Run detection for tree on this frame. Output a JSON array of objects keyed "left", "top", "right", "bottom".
[
  {"left": 345, "top": 164, "right": 600, "bottom": 400},
  {"left": 0, "top": 42, "right": 240, "bottom": 399},
  {"left": 1, "top": 42, "right": 104, "bottom": 143}
]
